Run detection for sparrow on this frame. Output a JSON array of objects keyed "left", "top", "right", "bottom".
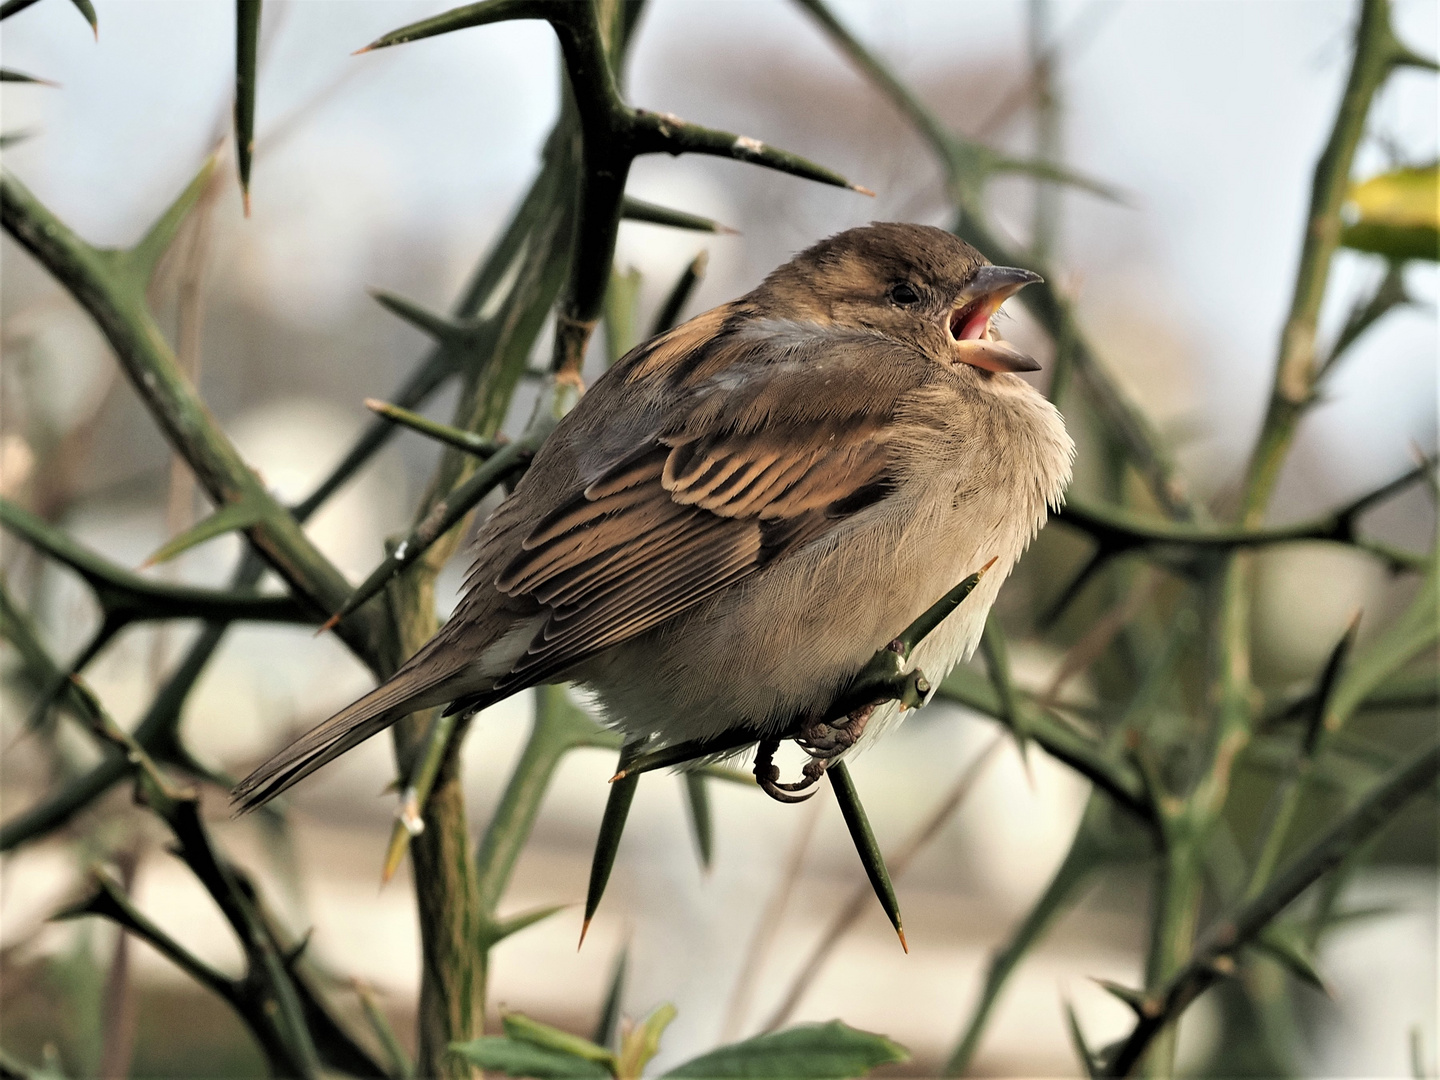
[{"left": 233, "top": 222, "right": 1074, "bottom": 813}]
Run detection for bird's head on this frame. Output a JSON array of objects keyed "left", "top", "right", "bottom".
[{"left": 754, "top": 222, "right": 1044, "bottom": 374}]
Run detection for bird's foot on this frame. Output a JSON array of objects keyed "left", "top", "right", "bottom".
[
  {"left": 797, "top": 702, "right": 876, "bottom": 758},
  {"left": 753, "top": 704, "right": 876, "bottom": 804},
  {"left": 754, "top": 736, "right": 827, "bottom": 803}
]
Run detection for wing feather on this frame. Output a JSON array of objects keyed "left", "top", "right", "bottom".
[{"left": 490, "top": 326, "right": 938, "bottom": 693}]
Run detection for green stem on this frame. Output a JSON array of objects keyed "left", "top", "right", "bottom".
[
  {"left": 1106, "top": 739, "right": 1440, "bottom": 1076},
  {"left": 1240, "top": 0, "right": 1410, "bottom": 522},
  {"left": 0, "top": 170, "right": 394, "bottom": 670}
]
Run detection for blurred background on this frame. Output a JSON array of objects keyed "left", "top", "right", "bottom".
[{"left": 1, "top": 1, "right": 1435, "bottom": 1076}]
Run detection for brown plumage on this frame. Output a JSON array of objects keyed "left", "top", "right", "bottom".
[{"left": 232, "top": 223, "right": 1074, "bottom": 813}]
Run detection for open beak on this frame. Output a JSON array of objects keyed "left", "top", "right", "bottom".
[{"left": 945, "top": 265, "right": 1044, "bottom": 373}]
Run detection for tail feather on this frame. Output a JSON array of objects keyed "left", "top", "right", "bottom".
[{"left": 231, "top": 665, "right": 466, "bottom": 815}]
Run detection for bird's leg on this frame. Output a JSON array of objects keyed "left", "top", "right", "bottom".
[{"left": 753, "top": 736, "right": 825, "bottom": 804}]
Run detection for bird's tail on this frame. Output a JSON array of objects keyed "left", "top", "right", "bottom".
[{"left": 230, "top": 661, "right": 470, "bottom": 815}]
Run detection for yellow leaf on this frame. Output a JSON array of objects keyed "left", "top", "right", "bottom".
[{"left": 1348, "top": 163, "right": 1438, "bottom": 230}]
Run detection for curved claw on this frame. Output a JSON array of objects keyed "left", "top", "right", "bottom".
[
  {"left": 757, "top": 771, "right": 819, "bottom": 803},
  {"left": 754, "top": 737, "right": 827, "bottom": 804}
]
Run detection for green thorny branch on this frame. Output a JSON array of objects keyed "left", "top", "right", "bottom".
[
  {"left": 360, "top": 0, "right": 870, "bottom": 385},
  {"left": 48, "top": 676, "right": 395, "bottom": 1080},
  {"left": 4, "top": 1, "right": 1435, "bottom": 1078},
  {"left": 795, "top": 0, "right": 1196, "bottom": 522},
  {"left": 333, "top": 4, "right": 875, "bottom": 1072},
  {"left": 1110, "top": 2, "right": 1436, "bottom": 1076},
  {"left": 784, "top": 1, "right": 1436, "bottom": 1076}
]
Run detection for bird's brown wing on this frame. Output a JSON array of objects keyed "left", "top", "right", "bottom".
[{"left": 487, "top": 337, "right": 933, "bottom": 693}]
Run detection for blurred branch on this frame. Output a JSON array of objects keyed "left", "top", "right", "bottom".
[
  {"left": 1242, "top": 617, "right": 1361, "bottom": 901},
  {"left": 944, "top": 796, "right": 1130, "bottom": 1074},
  {"left": 0, "top": 499, "right": 311, "bottom": 624},
  {"left": 361, "top": 0, "right": 868, "bottom": 382},
  {"left": 793, "top": 0, "right": 1196, "bottom": 522},
  {"left": 762, "top": 736, "right": 1004, "bottom": 1034},
  {"left": 1319, "top": 260, "right": 1411, "bottom": 377},
  {"left": 1102, "top": 739, "right": 1440, "bottom": 1076},
  {"left": 475, "top": 686, "right": 618, "bottom": 988},
  {"left": 50, "top": 679, "right": 392, "bottom": 1079},
  {"left": 364, "top": 399, "right": 502, "bottom": 459},
  {"left": 936, "top": 666, "right": 1150, "bottom": 819},
  {"left": 1027, "top": 0, "right": 1062, "bottom": 264},
  {"left": 1056, "top": 462, "right": 1433, "bottom": 573},
  {"left": 947, "top": 611, "right": 1193, "bottom": 1073},
  {"left": 1241, "top": 0, "right": 1426, "bottom": 521},
  {"left": 621, "top": 195, "right": 735, "bottom": 235},
  {"left": 652, "top": 250, "right": 708, "bottom": 336},
  {"left": 723, "top": 799, "right": 822, "bottom": 1041},
  {"left": 1147, "top": 10, "right": 1438, "bottom": 1073},
  {"left": 0, "top": 166, "right": 395, "bottom": 669}
]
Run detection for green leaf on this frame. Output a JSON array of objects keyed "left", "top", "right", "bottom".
[
  {"left": 660, "top": 1021, "right": 907, "bottom": 1079},
  {"left": 1342, "top": 163, "right": 1439, "bottom": 262},
  {"left": 142, "top": 493, "right": 269, "bottom": 567},
  {"left": 234, "top": 0, "right": 261, "bottom": 213},
  {"left": 449, "top": 1037, "right": 611, "bottom": 1079},
  {"left": 681, "top": 771, "right": 714, "bottom": 870},
  {"left": 616, "top": 1003, "right": 675, "bottom": 1079},
  {"left": 503, "top": 1012, "right": 617, "bottom": 1069},
  {"left": 828, "top": 763, "right": 905, "bottom": 951}
]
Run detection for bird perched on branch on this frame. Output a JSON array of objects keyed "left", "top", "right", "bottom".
[{"left": 234, "top": 222, "right": 1073, "bottom": 812}]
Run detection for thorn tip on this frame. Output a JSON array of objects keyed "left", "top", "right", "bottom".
[
  {"left": 316, "top": 613, "right": 341, "bottom": 636},
  {"left": 852, "top": 184, "right": 877, "bottom": 197},
  {"left": 578, "top": 918, "right": 592, "bottom": 951},
  {"left": 897, "top": 927, "right": 908, "bottom": 953}
]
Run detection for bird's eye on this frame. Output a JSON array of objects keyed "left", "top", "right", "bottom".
[{"left": 889, "top": 282, "right": 921, "bottom": 306}]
